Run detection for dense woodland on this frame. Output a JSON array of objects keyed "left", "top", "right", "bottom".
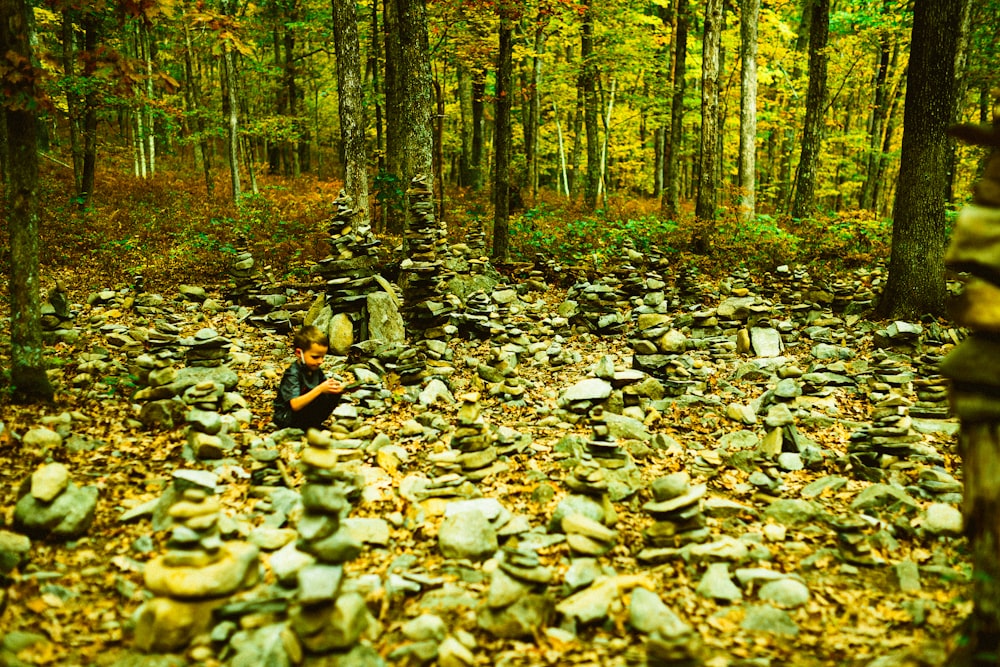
[{"left": 4, "top": 0, "right": 1000, "bottom": 665}]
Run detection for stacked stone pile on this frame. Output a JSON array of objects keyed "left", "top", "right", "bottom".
[
  {"left": 640, "top": 472, "right": 708, "bottom": 552},
  {"left": 226, "top": 235, "right": 257, "bottom": 302},
  {"left": 911, "top": 353, "right": 951, "bottom": 418},
  {"left": 40, "top": 281, "right": 74, "bottom": 336},
  {"left": 182, "top": 327, "right": 232, "bottom": 368},
  {"left": 849, "top": 396, "right": 941, "bottom": 471},
  {"left": 13, "top": 463, "right": 99, "bottom": 541},
  {"left": 401, "top": 175, "right": 457, "bottom": 340},
  {"left": 289, "top": 431, "right": 371, "bottom": 655},
  {"left": 585, "top": 406, "right": 627, "bottom": 467},
  {"left": 565, "top": 279, "right": 628, "bottom": 336},
  {"left": 455, "top": 289, "right": 495, "bottom": 339},
  {"left": 316, "top": 192, "right": 393, "bottom": 344},
  {"left": 134, "top": 474, "right": 260, "bottom": 654},
  {"left": 478, "top": 547, "right": 554, "bottom": 639},
  {"left": 436, "top": 392, "right": 506, "bottom": 481}
]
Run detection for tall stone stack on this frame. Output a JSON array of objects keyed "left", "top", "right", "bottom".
[
  {"left": 585, "top": 406, "right": 628, "bottom": 467},
  {"left": 289, "top": 431, "right": 370, "bottom": 655},
  {"left": 565, "top": 279, "right": 628, "bottom": 336},
  {"left": 226, "top": 235, "right": 257, "bottom": 302},
  {"left": 135, "top": 474, "right": 260, "bottom": 654},
  {"left": 401, "top": 175, "right": 456, "bottom": 340},
  {"left": 182, "top": 328, "right": 232, "bottom": 368},
  {"left": 938, "top": 116, "right": 1000, "bottom": 665},
  {"left": 316, "top": 191, "right": 387, "bottom": 343},
  {"left": 446, "top": 392, "right": 503, "bottom": 481},
  {"left": 640, "top": 472, "right": 708, "bottom": 551}
]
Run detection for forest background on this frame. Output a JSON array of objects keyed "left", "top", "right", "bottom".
[{"left": 1, "top": 0, "right": 996, "bottom": 310}]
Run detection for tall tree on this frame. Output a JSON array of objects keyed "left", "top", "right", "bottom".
[
  {"left": 386, "top": 0, "right": 434, "bottom": 234},
  {"left": 791, "top": 0, "right": 829, "bottom": 219},
  {"left": 580, "top": 0, "right": 599, "bottom": 210},
  {"left": 695, "top": 0, "right": 723, "bottom": 237},
  {"left": 492, "top": 7, "right": 514, "bottom": 263},
  {"left": 332, "top": 0, "right": 370, "bottom": 221},
  {"left": 1, "top": 0, "right": 54, "bottom": 403},
  {"left": 876, "top": 0, "right": 968, "bottom": 319},
  {"left": 662, "top": 0, "right": 688, "bottom": 219},
  {"left": 738, "top": 0, "right": 760, "bottom": 222},
  {"left": 858, "top": 4, "right": 895, "bottom": 212}
]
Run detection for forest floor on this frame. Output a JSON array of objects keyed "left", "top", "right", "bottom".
[
  {"left": 0, "top": 164, "right": 972, "bottom": 667},
  {"left": 0, "top": 254, "right": 972, "bottom": 667}
]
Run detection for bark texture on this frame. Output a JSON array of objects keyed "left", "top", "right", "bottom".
[
  {"left": 1, "top": 0, "right": 54, "bottom": 403},
  {"left": 791, "top": 0, "right": 829, "bottom": 220},
  {"left": 876, "top": 0, "right": 967, "bottom": 319},
  {"left": 492, "top": 12, "right": 513, "bottom": 263},
  {"left": 332, "top": 0, "right": 370, "bottom": 222},
  {"left": 738, "top": 0, "right": 760, "bottom": 223}
]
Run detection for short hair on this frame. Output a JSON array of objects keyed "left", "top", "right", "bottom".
[{"left": 293, "top": 325, "right": 329, "bottom": 351}]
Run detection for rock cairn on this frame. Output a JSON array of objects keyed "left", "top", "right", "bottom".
[
  {"left": 455, "top": 289, "right": 495, "bottom": 339},
  {"left": 289, "top": 430, "right": 370, "bottom": 655},
  {"left": 849, "top": 397, "right": 940, "bottom": 474},
  {"left": 453, "top": 393, "right": 505, "bottom": 480},
  {"left": 40, "top": 281, "right": 74, "bottom": 337},
  {"left": 640, "top": 472, "right": 708, "bottom": 551},
  {"left": 183, "top": 327, "right": 232, "bottom": 368},
  {"left": 585, "top": 406, "right": 628, "bottom": 467},
  {"left": 316, "top": 191, "right": 390, "bottom": 344},
  {"left": 13, "top": 463, "right": 98, "bottom": 541},
  {"left": 400, "top": 175, "right": 457, "bottom": 340},
  {"left": 226, "top": 235, "right": 257, "bottom": 302},
  {"left": 565, "top": 279, "right": 628, "bottom": 336},
  {"left": 135, "top": 472, "right": 259, "bottom": 654},
  {"left": 478, "top": 547, "right": 554, "bottom": 639}
]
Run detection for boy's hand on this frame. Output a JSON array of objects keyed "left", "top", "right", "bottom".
[{"left": 321, "top": 378, "right": 344, "bottom": 394}]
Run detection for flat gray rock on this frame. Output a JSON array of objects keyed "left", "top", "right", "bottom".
[
  {"left": 563, "top": 378, "right": 613, "bottom": 403},
  {"left": 758, "top": 578, "right": 810, "bottom": 607},
  {"left": 438, "top": 509, "right": 497, "bottom": 561},
  {"left": 30, "top": 463, "right": 70, "bottom": 502},
  {"left": 741, "top": 604, "right": 799, "bottom": 635},
  {"left": 696, "top": 563, "right": 741, "bottom": 601},
  {"left": 629, "top": 586, "right": 692, "bottom": 637}
]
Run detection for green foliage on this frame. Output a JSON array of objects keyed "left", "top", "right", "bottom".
[{"left": 373, "top": 170, "right": 406, "bottom": 216}]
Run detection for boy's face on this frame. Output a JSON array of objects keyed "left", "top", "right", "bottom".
[{"left": 297, "top": 343, "right": 328, "bottom": 372}]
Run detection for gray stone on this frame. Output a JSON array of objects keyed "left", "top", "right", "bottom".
[
  {"left": 563, "top": 378, "right": 613, "bottom": 403},
  {"left": 564, "top": 558, "right": 603, "bottom": 591},
  {"left": 297, "top": 563, "right": 344, "bottom": 603},
  {"left": 487, "top": 568, "right": 531, "bottom": 608},
  {"left": 895, "top": 559, "right": 922, "bottom": 593},
  {"left": 30, "top": 463, "right": 70, "bottom": 502},
  {"left": 850, "top": 484, "right": 919, "bottom": 512},
  {"left": 171, "top": 365, "right": 239, "bottom": 393},
  {"left": 550, "top": 494, "right": 605, "bottom": 531},
  {"left": 367, "top": 291, "right": 406, "bottom": 344},
  {"left": 801, "top": 475, "right": 848, "bottom": 499},
  {"left": 477, "top": 594, "right": 553, "bottom": 639},
  {"left": 329, "top": 312, "right": 354, "bottom": 356},
  {"left": 438, "top": 509, "right": 497, "bottom": 561},
  {"left": 774, "top": 378, "right": 802, "bottom": 399},
  {"left": 726, "top": 403, "right": 757, "bottom": 425},
  {"left": 14, "top": 482, "right": 98, "bottom": 540},
  {"left": 227, "top": 624, "right": 291, "bottom": 667},
  {"left": 604, "top": 412, "right": 650, "bottom": 441},
  {"left": 758, "top": 579, "right": 810, "bottom": 607},
  {"left": 777, "top": 452, "right": 804, "bottom": 471},
  {"left": 751, "top": 328, "right": 784, "bottom": 357},
  {"left": 186, "top": 409, "right": 223, "bottom": 435},
  {"left": 402, "top": 613, "right": 448, "bottom": 642},
  {"left": 923, "top": 503, "right": 963, "bottom": 536},
  {"left": 593, "top": 355, "right": 616, "bottom": 380},
  {"left": 741, "top": 604, "right": 799, "bottom": 635},
  {"left": 717, "top": 296, "right": 756, "bottom": 320},
  {"left": 763, "top": 499, "right": 822, "bottom": 526},
  {"left": 696, "top": 563, "right": 742, "bottom": 601},
  {"left": 629, "top": 587, "right": 692, "bottom": 637},
  {"left": 22, "top": 427, "right": 62, "bottom": 452},
  {"left": 764, "top": 403, "right": 795, "bottom": 428},
  {"left": 719, "top": 430, "right": 759, "bottom": 451},
  {"left": 0, "top": 530, "right": 31, "bottom": 575},
  {"left": 267, "top": 542, "right": 316, "bottom": 585},
  {"left": 345, "top": 517, "right": 392, "bottom": 546},
  {"left": 556, "top": 576, "right": 624, "bottom": 623},
  {"left": 419, "top": 378, "right": 455, "bottom": 406},
  {"left": 179, "top": 284, "right": 207, "bottom": 301}
]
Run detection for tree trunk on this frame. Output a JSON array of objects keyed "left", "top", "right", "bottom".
[
  {"left": 663, "top": 0, "right": 688, "bottom": 219},
  {"left": 568, "top": 82, "right": 583, "bottom": 197},
  {"left": 859, "top": 12, "right": 892, "bottom": 212},
  {"left": 945, "top": 0, "right": 973, "bottom": 204},
  {"left": 791, "top": 0, "right": 829, "bottom": 220},
  {"left": 141, "top": 22, "right": 156, "bottom": 177},
  {"left": 1, "top": 0, "right": 54, "bottom": 403},
  {"left": 394, "top": 0, "right": 434, "bottom": 221},
  {"left": 61, "top": 9, "right": 83, "bottom": 194},
  {"left": 779, "top": 0, "right": 813, "bottom": 212},
  {"left": 492, "top": 9, "right": 514, "bottom": 264},
  {"left": 738, "top": 0, "right": 760, "bottom": 223},
  {"left": 332, "top": 0, "right": 371, "bottom": 221},
  {"left": 875, "top": 0, "right": 967, "bottom": 319},
  {"left": 80, "top": 13, "right": 98, "bottom": 209},
  {"left": 581, "top": 1, "right": 599, "bottom": 210},
  {"left": 184, "top": 22, "right": 213, "bottom": 195},
  {"left": 695, "top": 0, "right": 723, "bottom": 235},
  {"left": 524, "top": 20, "right": 545, "bottom": 200},
  {"left": 470, "top": 67, "right": 486, "bottom": 192},
  {"left": 222, "top": 43, "right": 242, "bottom": 203},
  {"left": 457, "top": 64, "right": 473, "bottom": 187}
]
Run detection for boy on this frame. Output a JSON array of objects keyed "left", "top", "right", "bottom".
[{"left": 272, "top": 325, "right": 344, "bottom": 431}]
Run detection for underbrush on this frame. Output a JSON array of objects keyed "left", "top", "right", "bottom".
[
  {"left": 1, "top": 156, "right": 894, "bottom": 302},
  {"left": 506, "top": 199, "right": 892, "bottom": 278}
]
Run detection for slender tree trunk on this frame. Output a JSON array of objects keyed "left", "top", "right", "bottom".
[
  {"left": 184, "top": 22, "right": 213, "bottom": 195},
  {"left": 791, "top": 0, "right": 830, "bottom": 219},
  {"left": 61, "top": 9, "right": 83, "bottom": 194},
  {"left": 141, "top": 22, "right": 155, "bottom": 177},
  {"left": 695, "top": 0, "right": 723, "bottom": 236},
  {"left": 332, "top": 0, "right": 371, "bottom": 221},
  {"left": 457, "top": 64, "right": 473, "bottom": 187},
  {"left": 596, "top": 78, "right": 616, "bottom": 205},
  {"left": 875, "top": 0, "right": 967, "bottom": 319},
  {"left": 553, "top": 100, "right": 569, "bottom": 197},
  {"left": 434, "top": 74, "right": 446, "bottom": 220},
  {"left": 269, "top": 24, "right": 285, "bottom": 175},
  {"left": 663, "top": 0, "right": 688, "bottom": 219},
  {"left": 568, "top": 81, "right": 583, "bottom": 197},
  {"left": 859, "top": 15, "right": 892, "bottom": 211},
  {"left": 581, "top": 1, "right": 599, "bottom": 210},
  {"left": 80, "top": 14, "right": 97, "bottom": 208},
  {"left": 1, "top": 0, "right": 54, "bottom": 403},
  {"left": 222, "top": 43, "right": 242, "bottom": 203},
  {"left": 779, "top": 0, "right": 813, "bottom": 212},
  {"left": 874, "top": 51, "right": 903, "bottom": 216},
  {"left": 524, "top": 20, "right": 545, "bottom": 200},
  {"left": 738, "top": 0, "right": 760, "bottom": 222},
  {"left": 946, "top": 0, "right": 973, "bottom": 204},
  {"left": 493, "top": 8, "right": 514, "bottom": 263},
  {"left": 470, "top": 67, "right": 486, "bottom": 192}
]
